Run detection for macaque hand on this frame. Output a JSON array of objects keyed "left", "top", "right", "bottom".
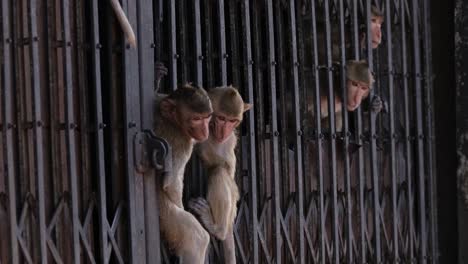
[
  {"left": 154, "top": 62, "right": 168, "bottom": 92},
  {"left": 370, "top": 95, "right": 384, "bottom": 114}
]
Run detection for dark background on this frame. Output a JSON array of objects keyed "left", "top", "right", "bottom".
[{"left": 431, "top": 0, "right": 464, "bottom": 263}]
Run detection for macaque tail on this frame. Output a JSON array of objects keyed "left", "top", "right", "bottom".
[{"left": 109, "top": 0, "right": 137, "bottom": 48}]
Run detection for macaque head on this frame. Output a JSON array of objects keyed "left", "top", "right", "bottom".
[
  {"left": 208, "top": 86, "right": 252, "bottom": 143},
  {"left": 360, "top": 6, "right": 384, "bottom": 49},
  {"left": 345, "top": 60, "right": 374, "bottom": 111},
  {"left": 160, "top": 84, "right": 213, "bottom": 142}
]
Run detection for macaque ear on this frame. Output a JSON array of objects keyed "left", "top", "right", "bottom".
[
  {"left": 243, "top": 103, "right": 253, "bottom": 112},
  {"left": 160, "top": 98, "right": 176, "bottom": 119}
]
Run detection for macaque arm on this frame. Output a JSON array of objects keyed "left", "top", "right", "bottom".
[
  {"left": 109, "top": 0, "right": 136, "bottom": 48},
  {"left": 189, "top": 169, "right": 234, "bottom": 240}
]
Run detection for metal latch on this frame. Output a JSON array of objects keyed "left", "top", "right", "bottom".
[{"left": 134, "top": 129, "right": 172, "bottom": 174}]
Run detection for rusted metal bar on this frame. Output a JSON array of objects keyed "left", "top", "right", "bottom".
[
  {"left": 241, "top": 1, "right": 259, "bottom": 262},
  {"left": 2, "top": 0, "right": 19, "bottom": 262},
  {"left": 411, "top": 0, "right": 427, "bottom": 262},
  {"left": 288, "top": 1, "right": 305, "bottom": 262}
]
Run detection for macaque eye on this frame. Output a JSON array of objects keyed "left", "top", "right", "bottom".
[
  {"left": 351, "top": 81, "right": 359, "bottom": 87},
  {"left": 216, "top": 115, "right": 226, "bottom": 122},
  {"left": 228, "top": 119, "right": 240, "bottom": 124}
]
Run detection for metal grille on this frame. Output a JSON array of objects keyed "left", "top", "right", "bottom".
[{"left": 0, "top": 0, "right": 437, "bottom": 263}]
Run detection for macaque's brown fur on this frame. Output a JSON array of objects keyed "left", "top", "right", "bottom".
[
  {"left": 154, "top": 84, "right": 213, "bottom": 264},
  {"left": 316, "top": 60, "right": 379, "bottom": 130},
  {"left": 189, "top": 86, "right": 251, "bottom": 264}
]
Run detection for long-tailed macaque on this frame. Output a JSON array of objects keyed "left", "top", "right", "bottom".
[
  {"left": 360, "top": 5, "right": 384, "bottom": 50},
  {"left": 154, "top": 84, "right": 213, "bottom": 263},
  {"left": 109, "top": 0, "right": 137, "bottom": 48},
  {"left": 188, "top": 86, "right": 251, "bottom": 264},
  {"left": 317, "top": 60, "right": 382, "bottom": 130}
]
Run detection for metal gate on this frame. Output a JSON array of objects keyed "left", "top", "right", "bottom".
[{"left": 0, "top": 0, "right": 437, "bottom": 263}]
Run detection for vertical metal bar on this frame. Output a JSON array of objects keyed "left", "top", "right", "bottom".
[
  {"left": 218, "top": 0, "right": 227, "bottom": 85},
  {"left": 350, "top": 0, "right": 367, "bottom": 261},
  {"left": 400, "top": 0, "right": 415, "bottom": 259},
  {"left": 170, "top": 0, "right": 177, "bottom": 89},
  {"left": 422, "top": 0, "right": 438, "bottom": 261},
  {"left": 177, "top": 0, "right": 187, "bottom": 83},
  {"left": 122, "top": 0, "right": 146, "bottom": 262},
  {"left": 364, "top": 1, "right": 382, "bottom": 262},
  {"left": 241, "top": 1, "right": 259, "bottom": 262},
  {"left": 288, "top": 1, "right": 305, "bottom": 262},
  {"left": 28, "top": 0, "right": 47, "bottom": 262},
  {"left": 194, "top": 0, "right": 203, "bottom": 85},
  {"left": 337, "top": 0, "right": 352, "bottom": 262},
  {"left": 202, "top": 1, "right": 214, "bottom": 88},
  {"left": 265, "top": 0, "right": 282, "bottom": 262},
  {"left": 309, "top": 0, "right": 326, "bottom": 262},
  {"left": 2, "top": 0, "right": 19, "bottom": 262},
  {"left": 352, "top": 6, "right": 366, "bottom": 264},
  {"left": 384, "top": 0, "right": 399, "bottom": 261},
  {"left": 137, "top": 0, "right": 161, "bottom": 262},
  {"left": 60, "top": 0, "right": 81, "bottom": 262},
  {"left": 90, "top": 1, "right": 109, "bottom": 262},
  {"left": 323, "top": 1, "right": 340, "bottom": 263},
  {"left": 228, "top": 0, "right": 240, "bottom": 87},
  {"left": 411, "top": 0, "right": 427, "bottom": 262}
]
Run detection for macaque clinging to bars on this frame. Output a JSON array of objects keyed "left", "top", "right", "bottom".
[
  {"left": 316, "top": 60, "right": 382, "bottom": 130},
  {"left": 154, "top": 84, "right": 213, "bottom": 264},
  {"left": 189, "top": 86, "right": 252, "bottom": 264}
]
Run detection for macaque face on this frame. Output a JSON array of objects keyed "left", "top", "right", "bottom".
[
  {"left": 210, "top": 113, "right": 240, "bottom": 143},
  {"left": 370, "top": 15, "right": 384, "bottom": 49},
  {"left": 346, "top": 79, "right": 370, "bottom": 111},
  {"left": 177, "top": 105, "right": 212, "bottom": 142}
]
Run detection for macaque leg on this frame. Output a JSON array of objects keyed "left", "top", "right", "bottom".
[
  {"left": 222, "top": 226, "right": 236, "bottom": 264},
  {"left": 189, "top": 169, "right": 233, "bottom": 240},
  {"left": 160, "top": 203, "right": 210, "bottom": 264}
]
